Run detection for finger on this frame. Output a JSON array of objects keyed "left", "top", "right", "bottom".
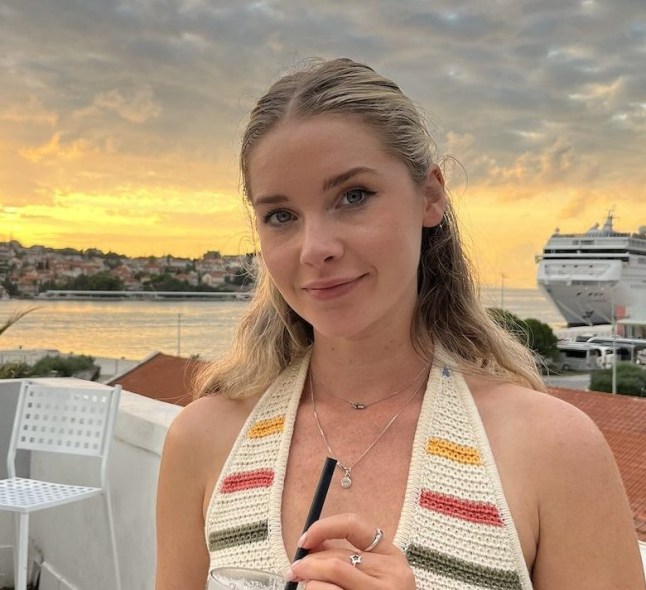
[
  {"left": 301, "top": 582, "right": 342, "bottom": 590},
  {"left": 300, "top": 513, "right": 396, "bottom": 555},
  {"left": 292, "top": 551, "right": 366, "bottom": 589}
]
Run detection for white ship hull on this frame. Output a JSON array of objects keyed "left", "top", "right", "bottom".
[{"left": 536, "top": 214, "right": 646, "bottom": 327}]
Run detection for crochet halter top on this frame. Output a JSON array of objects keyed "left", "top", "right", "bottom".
[{"left": 205, "top": 353, "right": 533, "bottom": 590}]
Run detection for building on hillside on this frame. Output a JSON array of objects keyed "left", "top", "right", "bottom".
[{"left": 200, "top": 270, "right": 226, "bottom": 286}]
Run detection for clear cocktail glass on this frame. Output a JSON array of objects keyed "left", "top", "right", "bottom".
[{"left": 208, "top": 567, "right": 302, "bottom": 590}]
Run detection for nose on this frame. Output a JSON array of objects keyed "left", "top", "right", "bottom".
[{"left": 299, "top": 216, "right": 344, "bottom": 266}]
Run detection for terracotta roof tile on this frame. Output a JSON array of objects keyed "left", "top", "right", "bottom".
[
  {"left": 108, "top": 352, "right": 206, "bottom": 406},
  {"left": 548, "top": 387, "right": 646, "bottom": 542}
]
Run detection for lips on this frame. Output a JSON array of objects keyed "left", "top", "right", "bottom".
[{"left": 302, "top": 275, "right": 366, "bottom": 299}]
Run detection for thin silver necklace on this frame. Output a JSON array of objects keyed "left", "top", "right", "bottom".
[
  {"left": 310, "top": 370, "right": 426, "bottom": 489},
  {"left": 310, "top": 363, "right": 429, "bottom": 410}
]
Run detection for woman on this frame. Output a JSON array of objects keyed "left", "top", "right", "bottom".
[{"left": 156, "top": 58, "right": 644, "bottom": 589}]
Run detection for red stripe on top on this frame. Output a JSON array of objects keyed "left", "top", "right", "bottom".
[
  {"left": 419, "top": 490, "right": 504, "bottom": 526},
  {"left": 220, "top": 469, "right": 274, "bottom": 493}
]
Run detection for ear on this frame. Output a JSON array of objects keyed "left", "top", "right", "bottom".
[{"left": 422, "top": 164, "right": 447, "bottom": 227}]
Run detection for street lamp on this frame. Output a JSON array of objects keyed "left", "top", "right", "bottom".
[
  {"left": 610, "top": 283, "right": 617, "bottom": 393},
  {"left": 177, "top": 313, "right": 182, "bottom": 356}
]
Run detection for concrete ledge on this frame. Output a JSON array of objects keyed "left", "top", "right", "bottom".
[{"left": 115, "top": 390, "right": 181, "bottom": 456}]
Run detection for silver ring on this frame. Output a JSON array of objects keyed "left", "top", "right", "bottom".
[
  {"left": 349, "top": 553, "right": 362, "bottom": 567},
  {"left": 363, "top": 528, "right": 384, "bottom": 552}
]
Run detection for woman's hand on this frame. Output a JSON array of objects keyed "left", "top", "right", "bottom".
[{"left": 285, "top": 513, "right": 416, "bottom": 590}]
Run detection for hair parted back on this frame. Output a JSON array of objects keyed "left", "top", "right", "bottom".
[{"left": 194, "top": 57, "right": 544, "bottom": 399}]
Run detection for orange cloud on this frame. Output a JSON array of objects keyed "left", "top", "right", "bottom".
[{"left": 19, "top": 133, "right": 95, "bottom": 162}]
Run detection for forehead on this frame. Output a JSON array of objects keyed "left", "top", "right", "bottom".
[{"left": 247, "top": 114, "right": 393, "bottom": 191}]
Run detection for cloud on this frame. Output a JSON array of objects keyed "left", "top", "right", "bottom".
[
  {"left": 1, "top": 0, "right": 645, "bottom": 282},
  {"left": 19, "top": 133, "right": 96, "bottom": 162},
  {"left": 1, "top": 95, "right": 58, "bottom": 126},
  {"left": 91, "top": 87, "right": 162, "bottom": 123}
]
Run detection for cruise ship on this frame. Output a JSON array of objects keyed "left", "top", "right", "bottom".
[{"left": 537, "top": 212, "right": 646, "bottom": 326}]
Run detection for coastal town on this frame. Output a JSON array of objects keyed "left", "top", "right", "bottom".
[{"left": 0, "top": 240, "right": 254, "bottom": 298}]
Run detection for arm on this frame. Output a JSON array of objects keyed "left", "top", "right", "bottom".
[
  {"left": 155, "top": 394, "right": 253, "bottom": 590},
  {"left": 531, "top": 399, "right": 645, "bottom": 589},
  {"left": 155, "top": 399, "right": 212, "bottom": 590}
]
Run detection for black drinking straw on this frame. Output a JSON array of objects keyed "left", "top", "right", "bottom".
[{"left": 284, "top": 456, "right": 337, "bottom": 590}]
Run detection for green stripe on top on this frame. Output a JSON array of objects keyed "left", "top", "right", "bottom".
[
  {"left": 406, "top": 544, "right": 523, "bottom": 590},
  {"left": 208, "top": 520, "right": 268, "bottom": 552}
]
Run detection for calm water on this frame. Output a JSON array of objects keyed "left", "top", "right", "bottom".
[{"left": 0, "top": 288, "right": 564, "bottom": 361}]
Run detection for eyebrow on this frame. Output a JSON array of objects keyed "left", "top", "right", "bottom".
[
  {"left": 322, "top": 166, "right": 377, "bottom": 191},
  {"left": 252, "top": 166, "right": 378, "bottom": 207}
]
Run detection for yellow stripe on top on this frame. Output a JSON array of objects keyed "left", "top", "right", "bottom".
[
  {"left": 247, "top": 416, "right": 285, "bottom": 439},
  {"left": 427, "top": 437, "right": 482, "bottom": 465}
]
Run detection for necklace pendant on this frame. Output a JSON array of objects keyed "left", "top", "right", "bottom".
[
  {"left": 350, "top": 401, "right": 367, "bottom": 410},
  {"left": 340, "top": 470, "right": 352, "bottom": 489}
]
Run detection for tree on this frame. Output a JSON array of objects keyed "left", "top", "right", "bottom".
[
  {"left": 487, "top": 308, "right": 527, "bottom": 342},
  {"left": 88, "top": 271, "right": 123, "bottom": 291},
  {"left": 487, "top": 308, "right": 558, "bottom": 362},
  {"left": 1, "top": 278, "right": 19, "bottom": 297},
  {"left": 104, "top": 252, "right": 123, "bottom": 269},
  {"left": 523, "top": 318, "right": 558, "bottom": 360}
]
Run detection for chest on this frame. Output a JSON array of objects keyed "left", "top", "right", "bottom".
[{"left": 280, "top": 401, "right": 421, "bottom": 558}]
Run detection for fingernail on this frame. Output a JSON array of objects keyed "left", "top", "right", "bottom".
[
  {"left": 283, "top": 560, "right": 301, "bottom": 580},
  {"left": 297, "top": 532, "right": 308, "bottom": 547}
]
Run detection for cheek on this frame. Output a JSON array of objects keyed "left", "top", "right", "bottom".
[{"left": 259, "top": 240, "right": 294, "bottom": 293}]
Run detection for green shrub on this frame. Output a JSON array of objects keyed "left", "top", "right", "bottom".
[
  {"left": 590, "top": 364, "right": 646, "bottom": 397},
  {"left": 0, "top": 361, "right": 32, "bottom": 379},
  {"left": 28, "top": 355, "right": 96, "bottom": 377}
]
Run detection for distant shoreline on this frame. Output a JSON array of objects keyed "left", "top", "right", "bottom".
[{"left": 20, "top": 290, "right": 253, "bottom": 302}]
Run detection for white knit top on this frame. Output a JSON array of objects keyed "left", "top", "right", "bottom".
[{"left": 205, "top": 353, "right": 533, "bottom": 589}]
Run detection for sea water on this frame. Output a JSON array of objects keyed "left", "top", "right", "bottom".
[{"left": 0, "top": 288, "right": 564, "bottom": 361}]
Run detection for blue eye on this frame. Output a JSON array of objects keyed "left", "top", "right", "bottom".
[
  {"left": 263, "top": 209, "right": 294, "bottom": 227},
  {"left": 341, "top": 188, "right": 373, "bottom": 207}
]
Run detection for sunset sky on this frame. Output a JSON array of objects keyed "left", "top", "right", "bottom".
[{"left": 1, "top": 0, "right": 644, "bottom": 287}]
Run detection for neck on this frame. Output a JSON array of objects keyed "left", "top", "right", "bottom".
[{"left": 310, "top": 330, "right": 430, "bottom": 405}]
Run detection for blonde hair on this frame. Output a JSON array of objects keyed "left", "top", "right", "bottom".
[{"left": 194, "top": 58, "right": 544, "bottom": 399}]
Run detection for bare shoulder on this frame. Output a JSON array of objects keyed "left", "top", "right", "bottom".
[
  {"left": 162, "top": 392, "right": 262, "bottom": 504},
  {"left": 166, "top": 393, "right": 259, "bottom": 461},
  {"left": 466, "top": 375, "right": 644, "bottom": 589},
  {"left": 466, "top": 375, "right": 602, "bottom": 454}
]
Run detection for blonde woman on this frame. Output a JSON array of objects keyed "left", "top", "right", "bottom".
[{"left": 155, "top": 58, "right": 644, "bottom": 589}]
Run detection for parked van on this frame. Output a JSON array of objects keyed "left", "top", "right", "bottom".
[
  {"left": 585, "top": 336, "right": 646, "bottom": 364},
  {"left": 556, "top": 342, "right": 615, "bottom": 372}
]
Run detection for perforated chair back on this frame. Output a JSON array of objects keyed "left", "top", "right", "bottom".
[
  {"left": 7, "top": 381, "right": 121, "bottom": 480},
  {"left": 2, "top": 380, "right": 123, "bottom": 590}
]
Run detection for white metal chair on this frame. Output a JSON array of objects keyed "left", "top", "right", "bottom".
[{"left": 0, "top": 380, "right": 122, "bottom": 590}]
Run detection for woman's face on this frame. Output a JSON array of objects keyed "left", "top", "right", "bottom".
[{"left": 248, "top": 114, "right": 445, "bottom": 343}]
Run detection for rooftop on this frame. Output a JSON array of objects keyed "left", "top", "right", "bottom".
[{"left": 107, "top": 351, "right": 207, "bottom": 406}]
